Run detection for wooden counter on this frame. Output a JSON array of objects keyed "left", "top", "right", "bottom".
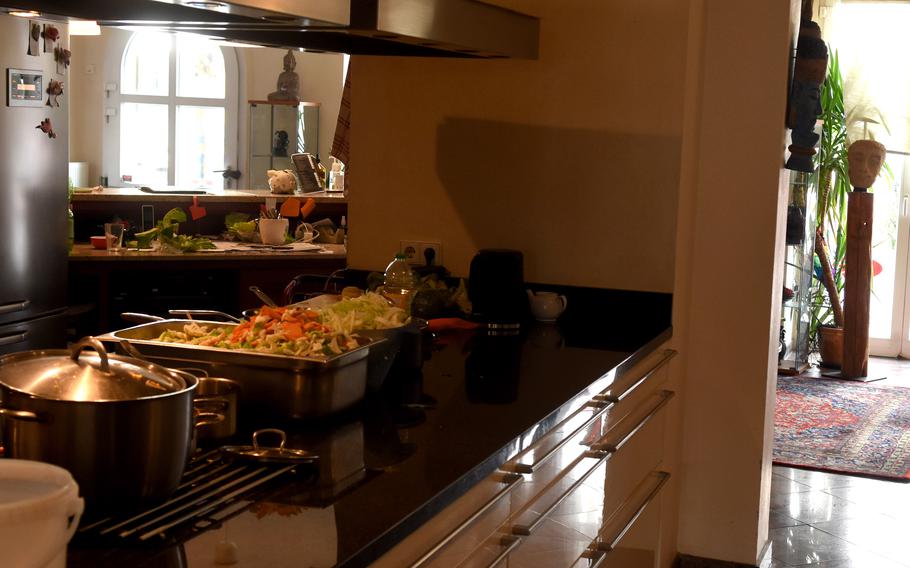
[
  {"left": 71, "top": 189, "right": 347, "bottom": 242},
  {"left": 71, "top": 188, "right": 347, "bottom": 204},
  {"left": 68, "top": 243, "right": 346, "bottom": 336}
]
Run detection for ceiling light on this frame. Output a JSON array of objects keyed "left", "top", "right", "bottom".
[
  {"left": 9, "top": 10, "right": 40, "bottom": 18},
  {"left": 69, "top": 20, "right": 101, "bottom": 36}
]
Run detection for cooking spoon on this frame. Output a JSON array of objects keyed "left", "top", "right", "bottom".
[{"left": 249, "top": 286, "right": 278, "bottom": 307}]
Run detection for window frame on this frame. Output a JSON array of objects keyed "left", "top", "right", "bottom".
[{"left": 102, "top": 30, "right": 239, "bottom": 190}]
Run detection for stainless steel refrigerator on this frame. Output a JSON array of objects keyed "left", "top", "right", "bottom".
[{"left": 0, "top": 13, "right": 68, "bottom": 354}]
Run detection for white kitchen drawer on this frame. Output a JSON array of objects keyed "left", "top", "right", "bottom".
[
  {"left": 375, "top": 349, "right": 675, "bottom": 568},
  {"left": 568, "top": 471, "right": 669, "bottom": 568}
]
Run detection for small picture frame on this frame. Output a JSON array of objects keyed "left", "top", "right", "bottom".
[{"left": 7, "top": 68, "right": 45, "bottom": 107}]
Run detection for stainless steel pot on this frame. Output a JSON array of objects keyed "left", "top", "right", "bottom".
[{"left": 0, "top": 338, "right": 208, "bottom": 511}]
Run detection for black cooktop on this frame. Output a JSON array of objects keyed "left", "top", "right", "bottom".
[{"left": 68, "top": 287, "right": 671, "bottom": 568}]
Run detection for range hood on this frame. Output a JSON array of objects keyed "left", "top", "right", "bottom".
[{"left": 6, "top": 0, "right": 539, "bottom": 58}]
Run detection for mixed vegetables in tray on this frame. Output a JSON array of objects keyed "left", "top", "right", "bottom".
[{"left": 156, "top": 292, "right": 409, "bottom": 358}]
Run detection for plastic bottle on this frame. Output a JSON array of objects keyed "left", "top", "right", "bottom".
[
  {"left": 66, "top": 205, "right": 74, "bottom": 252},
  {"left": 383, "top": 253, "right": 416, "bottom": 310},
  {"left": 314, "top": 154, "right": 327, "bottom": 189},
  {"left": 329, "top": 158, "right": 345, "bottom": 192},
  {"left": 340, "top": 215, "right": 347, "bottom": 248}
]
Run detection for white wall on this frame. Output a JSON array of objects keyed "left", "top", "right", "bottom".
[
  {"left": 671, "top": 0, "right": 799, "bottom": 563},
  {"left": 347, "top": 0, "right": 687, "bottom": 291},
  {"left": 68, "top": 33, "right": 344, "bottom": 188}
]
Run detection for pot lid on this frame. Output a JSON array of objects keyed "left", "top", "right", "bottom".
[
  {"left": 0, "top": 337, "right": 187, "bottom": 402},
  {"left": 221, "top": 429, "right": 318, "bottom": 465}
]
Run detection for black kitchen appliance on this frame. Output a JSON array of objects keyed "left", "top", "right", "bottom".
[
  {"left": 0, "top": 14, "right": 69, "bottom": 354},
  {"left": 468, "top": 249, "right": 528, "bottom": 330}
]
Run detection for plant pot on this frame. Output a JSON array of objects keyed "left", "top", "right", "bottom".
[{"left": 818, "top": 326, "right": 844, "bottom": 369}]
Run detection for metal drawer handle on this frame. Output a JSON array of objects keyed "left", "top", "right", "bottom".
[
  {"left": 0, "top": 331, "right": 28, "bottom": 347},
  {"left": 511, "top": 448, "right": 612, "bottom": 536},
  {"left": 594, "top": 349, "right": 676, "bottom": 404},
  {"left": 594, "top": 471, "right": 670, "bottom": 552},
  {"left": 0, "top": 300, "right": 30, "bottom": 315},
  {"left": 457, "top": 535, "right": 522, "bottom": 568},
  {"left": 590, "top": 390, "right": 674, "bottom": 453},
  {"left": 410, "top": 472, "right": 524, "bottom": 567},
  {"left": 502, "top": 399, "right": 609, "bottom": 474}
]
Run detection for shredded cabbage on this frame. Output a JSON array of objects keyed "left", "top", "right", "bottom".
[{"left": 317, "top": 292, "right": 410, "bottom": 334}]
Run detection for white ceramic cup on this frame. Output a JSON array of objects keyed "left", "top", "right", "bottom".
[
  {"left": 0, "top": 459, "right": 84, "bottom": 568},
  {"left": 259, "top": 218, "right": 289, "bottom": 245}
]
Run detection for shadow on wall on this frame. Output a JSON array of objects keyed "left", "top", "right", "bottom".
[{"left": 435, "top": 118, "right": 681, "bottom": 290}]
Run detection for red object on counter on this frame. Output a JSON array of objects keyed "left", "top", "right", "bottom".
[
  {"left": 427, "top": 318, "right": 481, "bottom": 333},
  {"left": 189, "top": 196, "right": 207, "bottom": 220},
  {"left": 90, "top": 235, "right": 107, "bottom": 249}
]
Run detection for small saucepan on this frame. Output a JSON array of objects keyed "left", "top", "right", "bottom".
[{"left": 180, "top": 368, "right": 240, "bottom": 441}]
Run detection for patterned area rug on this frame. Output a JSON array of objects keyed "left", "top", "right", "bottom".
[{"left": 774, "top": 376, "right": 910, "bottom": 480}]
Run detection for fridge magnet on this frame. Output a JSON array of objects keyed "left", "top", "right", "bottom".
[
  {"left": 54, "top": 46, "right": 71, "bottom": 75},
  {"left": 45, "top": 79, "right": 63, "bottom": 107},
  {"left": 36, "top": 117, "right": 56, "bottom": 139},
  {"left": 27, "top": 21, "right": 40, "bottom": 56},
  {"left": 42, "top": 24, "right": 59, "bottom": 53},
  {"left": 7, "top": 68, "right": 45, "bottom": 107}
]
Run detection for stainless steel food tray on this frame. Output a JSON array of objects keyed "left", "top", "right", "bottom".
[
  {"left": 97, "top": 320, "right": 381, "bottom": 419},
  {"left": 97, "top": 320, "right": 373, "bottom": 370}
]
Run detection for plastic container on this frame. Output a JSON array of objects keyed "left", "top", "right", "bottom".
[
  {"left": 383, "top": 253, "right": 416, "bottom": 310},
  {"left": 329, "top": 158, "right": 345, "bottom": 192},
  {"left": 0, "top": 459, "right": 84, "bottom": 568},
  {"left": 66, "top": 206, "right": 74, "bottom": 252}
]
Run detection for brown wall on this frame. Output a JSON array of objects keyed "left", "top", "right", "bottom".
[{"left": 346, "top": 0, "right": 687, "bottom": 292}]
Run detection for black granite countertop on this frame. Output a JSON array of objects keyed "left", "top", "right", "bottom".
[{"left": 68, "top": 288, "right": 671, "bottom": 568}]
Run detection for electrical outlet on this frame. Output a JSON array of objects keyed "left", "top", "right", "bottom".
[
  {"left": 399, "top": 241, "right": 421, "bottom": 265},
  {"left": 399, "top": 241, "right": 443, "bottom": 266},
  {"left": 418, "top": 242, "right": 443, "bottom": 267}
]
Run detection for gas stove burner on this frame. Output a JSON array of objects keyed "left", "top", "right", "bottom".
[{"left": 76, "top": 449, "right": 310, "bottom": 543}]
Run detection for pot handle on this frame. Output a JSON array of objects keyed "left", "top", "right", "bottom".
[
  {"left": 64, "top": 497, "right": 85, "bottom": 544},
  {"left": 70, "top": 337, "right": 110, "bottom": 374},
  {"left": 253, "top": 428, "right": 287, "bottom": 450},
  {"left": 0, "top": 406, "right": 44, "bottom": 422},
  {"left": 194, "top": 411, "right": 225, "bottom": 428},
  {"left": 195, "top": 395, "right": 230, "bottom": 412}
]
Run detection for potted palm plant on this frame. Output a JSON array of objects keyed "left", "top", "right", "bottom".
[{"left": 811, "top": 51, "right": 848, "bottom": 367}]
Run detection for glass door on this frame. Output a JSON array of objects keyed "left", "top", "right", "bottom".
[{"left": 869, "top": 153, "right": 910, "bottom": 356}]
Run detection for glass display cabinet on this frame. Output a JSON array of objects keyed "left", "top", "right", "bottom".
[
  {"left": 779, "top": 168, "right": 818, "bottom": 375},
  {"left": 248, "top": 100, "right": 320, "bottom": 189}
]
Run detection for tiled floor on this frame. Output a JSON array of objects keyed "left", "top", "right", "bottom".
[{"left": 771, "top": 356, "right": 910, "bottom": 567}]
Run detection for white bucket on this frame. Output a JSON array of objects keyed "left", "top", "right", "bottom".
[{"left": 0, "top": 459, "right": 84, "bottom": 568}]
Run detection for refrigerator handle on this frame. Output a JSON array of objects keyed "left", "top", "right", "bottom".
[
  {"left": 0, "top": 300, "right": 30, "bottom": 315},
  {"left": 0, "top": 331, "right": 28, "bottom": 347}
]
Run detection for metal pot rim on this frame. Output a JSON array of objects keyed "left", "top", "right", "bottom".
[{"left": 0, "top": 347, "right": 199, "bottom": 403}]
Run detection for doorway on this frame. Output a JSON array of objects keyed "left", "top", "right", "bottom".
[{"left": 870, "top": 153, "right": 910, "bottom": 356}]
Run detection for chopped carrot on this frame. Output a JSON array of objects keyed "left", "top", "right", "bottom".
[{"left": 283, "top": 323, "right": 304, "bottom": 340}]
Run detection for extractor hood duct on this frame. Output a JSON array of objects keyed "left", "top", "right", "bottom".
[{"left": 5, "top": 0, "right": 539, "bottom": 58}]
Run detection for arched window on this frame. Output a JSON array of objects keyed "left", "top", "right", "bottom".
[{"left": 104, "top": 31, "right": 238, "bottom": 190}]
